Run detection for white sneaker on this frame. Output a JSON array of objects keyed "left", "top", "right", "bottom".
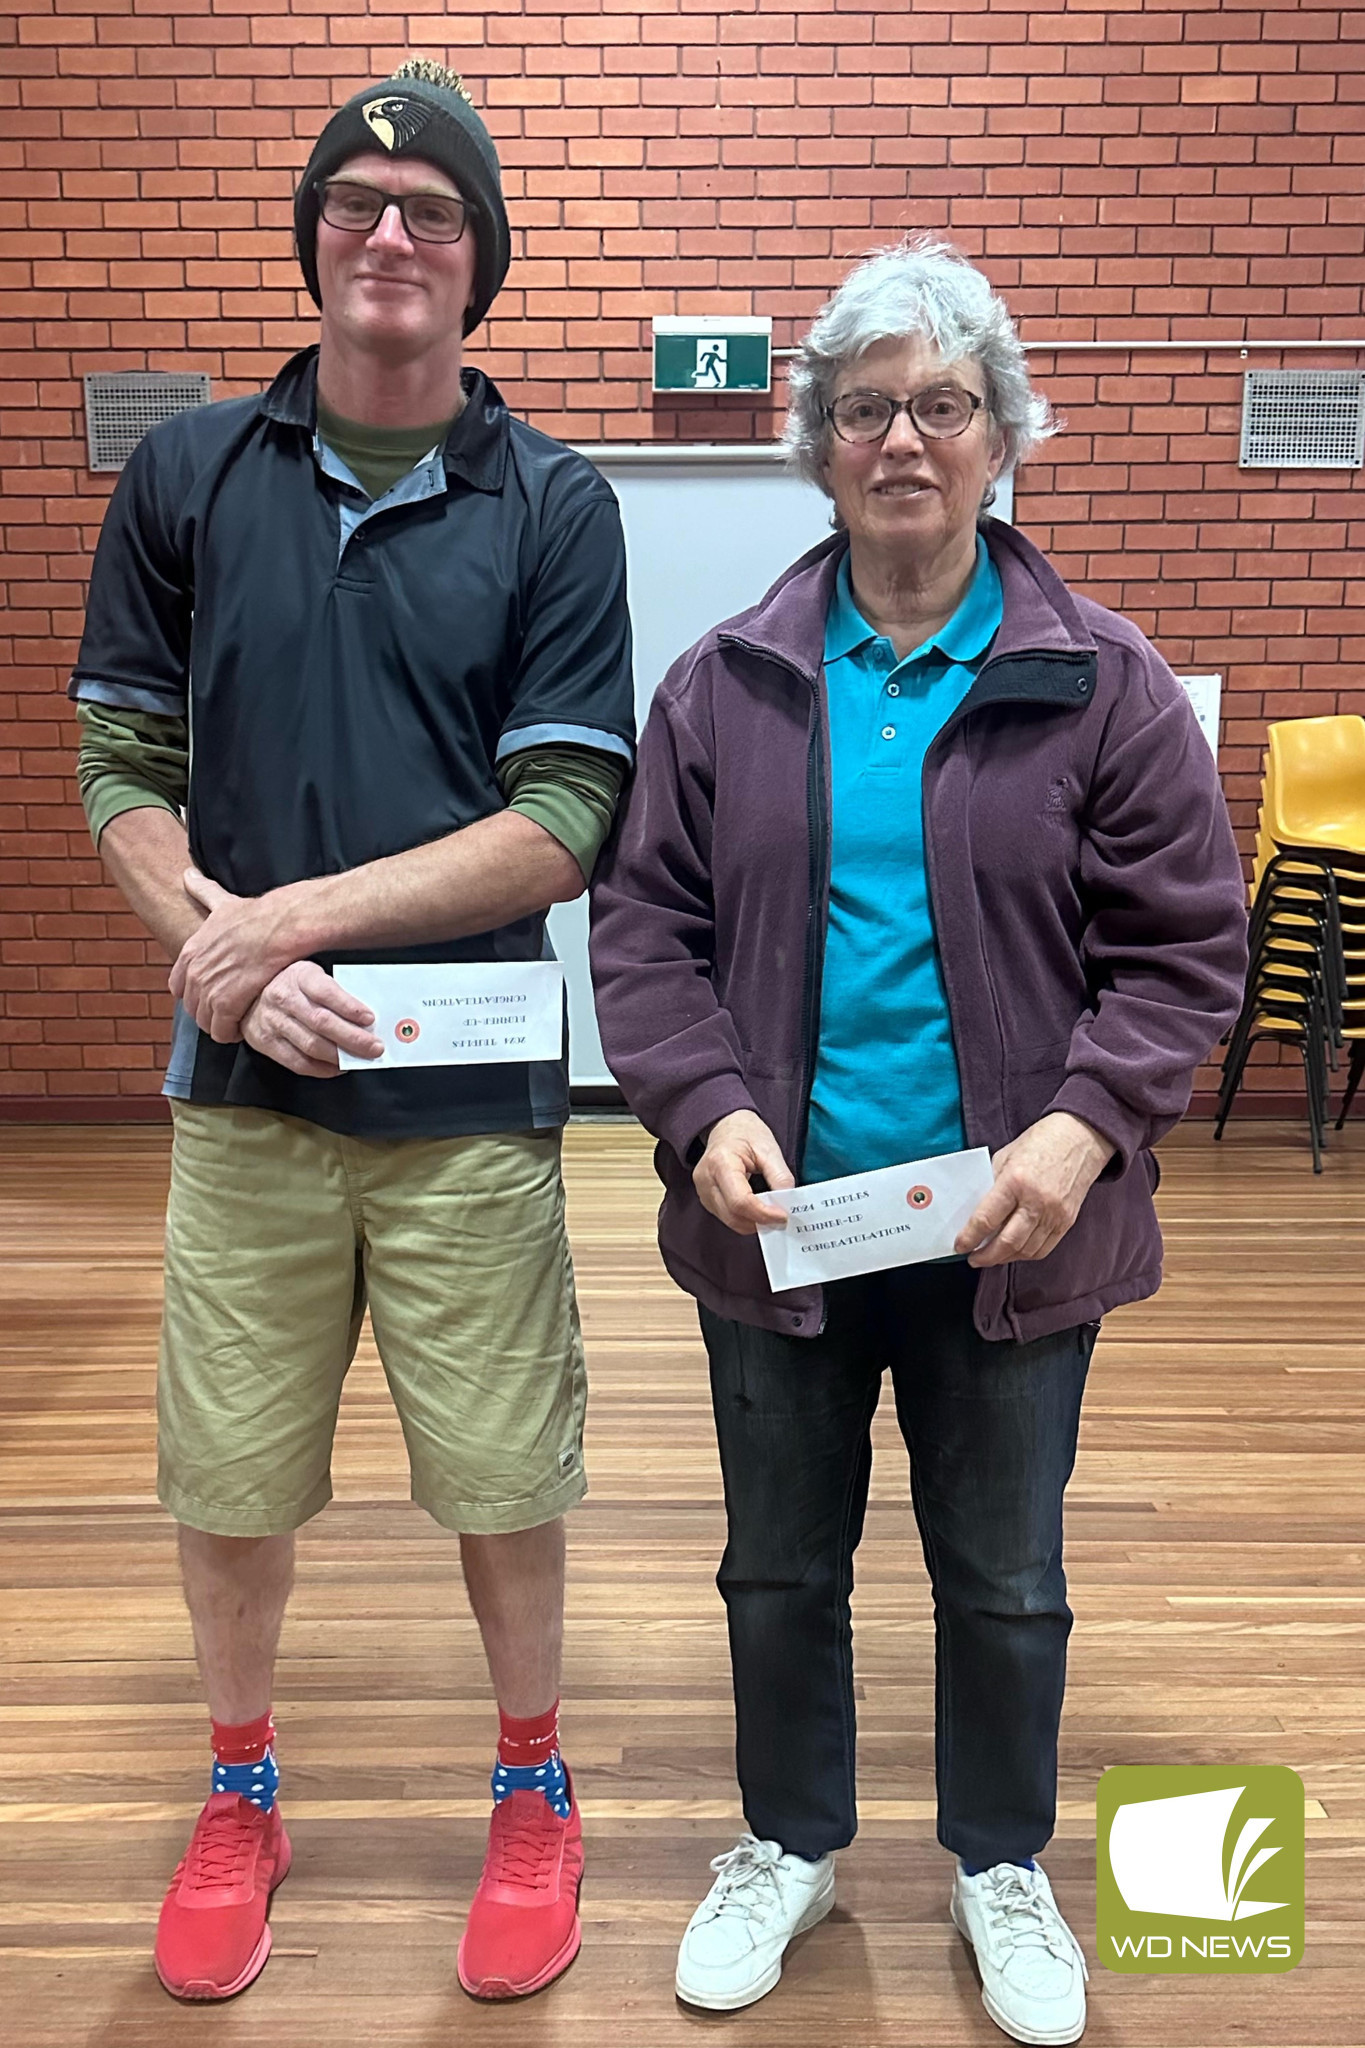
[
  {"left": 675, "top": 1834, "right": 835, "bottom": 2011},
  {"left": 951, "top": 1862, "right": 1088, "bottom": 2045}
]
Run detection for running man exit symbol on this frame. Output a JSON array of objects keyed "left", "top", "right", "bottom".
[{"left": 651, "top": 316, "right": 771, "bottom": 394}]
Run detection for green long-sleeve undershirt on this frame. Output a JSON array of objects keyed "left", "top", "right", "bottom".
[{"left": 75, "top": 700, "right": 627, "bottom": 886}]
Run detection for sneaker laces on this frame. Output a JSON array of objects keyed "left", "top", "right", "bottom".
[
  {"left": 977, "top": 1868, "right": 1079, "bottom": 1966},
  {"left": 184, "top": 1801, "right": 261, "bottom": 1893},
  {"left": 485, "top": 1793, "right": 562, "bottom": 1893},
  {"left": 700, "top": 1835, "right": 788, "bottom": 1923}
]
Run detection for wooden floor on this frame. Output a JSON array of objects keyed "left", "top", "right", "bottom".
[{"left": 1, "top": 1116, "right": 1363, "bottom": 2046}]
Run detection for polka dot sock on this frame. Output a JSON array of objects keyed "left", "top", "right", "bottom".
[
  {"left": 492, "top": 1701, "right": 572, "bottom": 1822},
  {"left": 210, "top": 1710, "right": 279, "bottom": 1813}
]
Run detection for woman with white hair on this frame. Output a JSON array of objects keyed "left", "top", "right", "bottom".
[{"left": 590, "top": 241, "right": 1246, "bottom": 2043}]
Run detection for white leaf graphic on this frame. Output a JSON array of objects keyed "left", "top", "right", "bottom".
[{"left": 1109, "top": 1787, "right": 1287, "bottom": 1923}]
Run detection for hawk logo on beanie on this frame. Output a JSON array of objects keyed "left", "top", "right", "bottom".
[{"left": 361, "top": 95, "right": 430, "bottom": 153}]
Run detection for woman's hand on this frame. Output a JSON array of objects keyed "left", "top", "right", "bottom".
[
  {"left": 241, "top": 961, "right": 383, "bottom": 1078},
  {"left": 694, "top": 1110, "right": 796, "bottom": 1236},
  {"left": 954, "top": 1111, "right": 1116, "bottom": 1268}
]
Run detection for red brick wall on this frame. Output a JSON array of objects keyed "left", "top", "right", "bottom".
[{"left": 4, "top": 0, "right": 1364, "bottom": 1110}]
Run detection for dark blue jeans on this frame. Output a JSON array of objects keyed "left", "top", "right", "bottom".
[{"left": 699, "top": 1260, "right": 1096, "bottom": 1870}]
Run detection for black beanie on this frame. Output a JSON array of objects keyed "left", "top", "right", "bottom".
[{"left": 294, "top": 58, "right": 510, "bottom": 336}]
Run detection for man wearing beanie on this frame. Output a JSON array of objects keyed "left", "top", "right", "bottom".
[{"left": 71, "top": 56, "right": 633, "bottom": 2007}]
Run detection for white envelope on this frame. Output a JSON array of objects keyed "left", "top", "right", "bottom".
[
  {"left": 332, "top": 962, "right": 565, "bottom": 1069},
  {"left": 756, "top": 1146, "right": 996, "bottom": 1291}
]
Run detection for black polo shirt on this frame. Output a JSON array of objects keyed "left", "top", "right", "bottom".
[{"left": 70, "top": 347, "right": 635, "bottom": 1139}]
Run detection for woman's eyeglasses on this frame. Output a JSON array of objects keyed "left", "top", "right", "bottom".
[
  {"left": 317, "top": 179, "right": 469, "bottom": 246},
  {"left": 825, "top": 386, "right": 984, "bottom": 445}
]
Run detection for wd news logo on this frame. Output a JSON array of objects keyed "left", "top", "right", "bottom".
[{"left": 1096, "top": 1766, "right": 1304, "bottom": 1974}]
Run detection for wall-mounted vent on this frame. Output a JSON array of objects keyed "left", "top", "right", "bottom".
[
  {"left": 1239, "top": 369, "right": 1365, "bottom": 470},
  {"left": 83, "top": 371, "right": 212, "bottom": 472}
]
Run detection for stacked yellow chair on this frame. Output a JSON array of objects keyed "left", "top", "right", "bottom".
[{"left": 1215, "top": 714, "right": 1365, "bottom": 1170}]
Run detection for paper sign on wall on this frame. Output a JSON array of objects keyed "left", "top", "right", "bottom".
[{"left": 1178, "top": 674, "right": 1222, "bottom": 758}]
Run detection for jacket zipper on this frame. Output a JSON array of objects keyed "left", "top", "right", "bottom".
[
  {"left": 917, "top": 647, "right": 1088, "bottom": 1338},
  {"left": 716, "top": 630, "right": 830, "bottom": 1194},
  {"left": 918, "top": 709, "right": 1016, "bottom": 1333},
  {"left": 795, "top": 689, "right": 830, "bottom": 1177}
]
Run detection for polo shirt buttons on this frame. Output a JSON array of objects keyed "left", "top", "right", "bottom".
[
  {"left": 881, "top": 724, "right": 897, "bottom": 740},
  {"left": 887, "top": 682, "right": 901, "bottom": 696}
]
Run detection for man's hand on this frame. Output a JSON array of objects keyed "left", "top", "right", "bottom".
[
  {"left": 170, "top": 871, "right": 299, "bottom": 1041},
  {"left": 694, "top": 1109, "right": 796, "bottom": 1236},
  {"left": 955, "top": 1111, "right": 1116, "bottom": 1269},
  {"left": 241, "top": 961, "right": 384, "bottom": 1079}
]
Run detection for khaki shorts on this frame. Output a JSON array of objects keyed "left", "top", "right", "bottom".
[{"left": 158, "top": 1103, "right": 587, "bottom": 1537}]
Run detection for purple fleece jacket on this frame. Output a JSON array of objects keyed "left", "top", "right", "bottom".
[{"left": 589, "top": 520, "right": 1248, "bottom": 1343}]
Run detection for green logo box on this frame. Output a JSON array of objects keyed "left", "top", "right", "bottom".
[{"left": 1097, "top": 1765, "right": 1304, "bottom": 1974}]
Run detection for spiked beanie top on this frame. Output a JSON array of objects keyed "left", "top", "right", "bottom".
[{"left": 294, "top": 57, "right": 510, "bottom": 335}]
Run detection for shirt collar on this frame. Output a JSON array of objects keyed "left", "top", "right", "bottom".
[
  {"left": 260, "top": 346, "right": 509, "bottom": 494},
  {"left": 311, "top": 433, "right": 447, "bottom": 508},
  {"left": 826, "top": 534, "right": 999, "bottom": 668}
]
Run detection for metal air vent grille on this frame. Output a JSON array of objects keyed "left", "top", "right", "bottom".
[
  {"left": 1239, "top": 369, "right": 1365, "bottom": 469},
  {"left": 83, "top": 371, "right": 212, "bottom": 471}
]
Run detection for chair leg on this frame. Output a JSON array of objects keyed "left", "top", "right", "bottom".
[
  {"left": 1309, "top": 992, "right": 1331, "bottom": 1155},
  {"left": 1215, "top": 1026, "right": 1258, "bottom": 1140},
  {"left": 1220, "top": 1003, "right": 1257, "bottom": 1089},
  {"left": 1306, "top": 1029, "right": 1328, "bottom": 1170},
  {"left": 1214, "top": 1042, "right": 1245, "bottom": 1139},
  {"left": 1303, "top": 1043, "right": 1324, "bottom": 1172},
  {"left": 1336, "top": 1042, "right": 1365, "bottom": 1131}
]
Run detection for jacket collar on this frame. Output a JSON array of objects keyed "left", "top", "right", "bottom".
[
  {"left": 717, "top": 516, "right": 1099, "bottom": 707},
  {"left": 259, "top": 346, "right": 509, "bottom": 493}
]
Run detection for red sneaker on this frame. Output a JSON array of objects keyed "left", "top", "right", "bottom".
[
  {"left": 457, "top": 1776, "right": 583, "bottom": 2000},
  {"left": 154, "top": 1792, "right": 291, "bottom": 2000}
]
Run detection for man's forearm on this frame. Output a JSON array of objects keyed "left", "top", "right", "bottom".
[
  {"left": 100, "top": 807, "right": 204, "bottom": 960},
  {"left": 269, "top": 809, "right": 585, "bottom": 961},
  {"left": 169, "top": 808, "right": 588, "bottom": 1043}
]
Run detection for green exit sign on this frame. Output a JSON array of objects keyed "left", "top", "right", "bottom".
[{"left": 652, "top": 316, "right": 772, "bottom": 394}]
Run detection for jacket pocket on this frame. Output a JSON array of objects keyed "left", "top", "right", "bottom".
[
  {"left": 738, "top": 1042, "right": 799, "bottom": 1084},
  {"left": 1002, "top": 1040, "right": 1074, "bottom": 1135},
  {"left": 1009, "top": 1034, "right": 1075, "bottom": 1076}
]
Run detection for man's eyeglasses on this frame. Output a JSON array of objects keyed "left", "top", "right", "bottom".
[
  {"left": 317, "top": 179, "right": 469, "bottom": 246},
  {"left": 825, "top": 385, "right": 985, "bottom": 445}
]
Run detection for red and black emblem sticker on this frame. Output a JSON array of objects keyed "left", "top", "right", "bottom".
[
  {"left": 906, "top": 1184, "right": 933, "bottom": 1209},
  {"left": 395, "top": 1018, "right": 421, "bottom": 1044}
]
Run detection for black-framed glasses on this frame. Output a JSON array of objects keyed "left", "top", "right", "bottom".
[
  {"left": 825, "top": 385, "right": 984, "bottom": 445},
  {"left": 317, "top": 178, "right": 469, "bottom": 246}
]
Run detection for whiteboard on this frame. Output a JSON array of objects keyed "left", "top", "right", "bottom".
[
  {"left": 548, "top": 446, "right": 835, "bottom": 1087},
  {"left": 547, "top": 446, "right": 1015, "bottom": 1088}
]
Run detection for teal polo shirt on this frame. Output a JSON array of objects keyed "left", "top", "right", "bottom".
[{"left": 802, "top": 536, "right": 1003, "bottom": 1183}]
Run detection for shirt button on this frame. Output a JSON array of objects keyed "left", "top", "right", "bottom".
[
  {"left": 881, "top": 724, "right": 896, "bottom": 740},
  {"left": 887, "top": 682, "right": 901, "bottom": 697}
]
